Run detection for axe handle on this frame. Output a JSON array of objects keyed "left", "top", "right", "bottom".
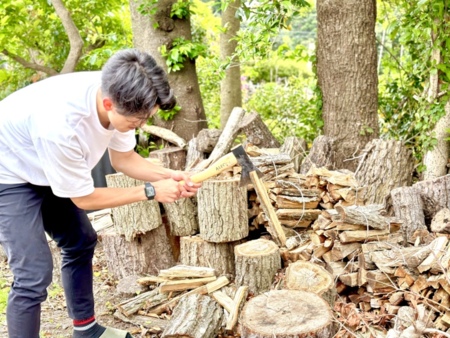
[{"left": 180, "top": 152, "right": 238, "bottom": 185}]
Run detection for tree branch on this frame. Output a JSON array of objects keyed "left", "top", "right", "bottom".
[
  {"left": 50, "top": 0, "right": 83, "bottom": 73},
  {"left": 1, "top": 49, "right": 59, "bottom": 76}
]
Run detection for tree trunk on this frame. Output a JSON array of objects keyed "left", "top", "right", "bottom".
[
  {"left": 355, "top": 139, "right": 414, "bottom": 204},
  {"left": 413, "top": 174, "right": 450, "bottom": 223},
  {"left": 129, "top": 0, "right": 207, "bottom": 141},
  {"left": 423, "top": 101, "right": 450, "bottom": 180},
  {"left": 240, "top": 290, "right": 335, "bottom": 338},
  {"left": 317, "top": 0, "right": 379, "bottom": 171},
  {"left": 220, "top": 0, "right": 242, "bottom": 128}
]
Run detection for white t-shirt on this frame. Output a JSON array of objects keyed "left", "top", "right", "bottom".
[{"left": 0, "top": 71, "right": 136, "bottom": 198}]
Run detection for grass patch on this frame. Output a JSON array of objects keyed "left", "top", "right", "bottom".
[{"left": 0, "top": 278, "right": 9, "bottom": 324}]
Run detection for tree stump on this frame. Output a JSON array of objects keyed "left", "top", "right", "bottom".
[
  {"left": 413, "top": 174, "right": 450, "bottom": 222},
  {"left": 163, "top": 198, "right": 199, "bottom": 236},
  {"left": 149, "top": 146, "right": 186, "bottom": 170},
  {"left": 234, "top": 239, "right": 281, "bottom": 295},
  {"left": 180, "top": 235, "right": 236, "bottom": 277},
  {"left": 106, "top": 173, "right": 162, "bottom": 241},
  {"left": 239, "top": 290, "right": 335, "bottom": 338},
  {"left": 285, "top": 261, "right": 336, "bottom": 307},
  {"left": 299, "top": 136, "right": 335, "bottom": 174},
  {"left": 239, "top": 112, "right": 281, "bottom": 148},
  {"left": 355, "top": 139, "right": 414, "bottom": 204},
  {"left": 197, "top": 179, "right": 248, "bottom": 243},
  {"left": 390, "top": 186, "right": 427, "bottom": 244},
  {"left": 101, "top": 225, "right": 175, "bottom": 279},
  {"left": 280, "top": 136, "right": 307, "bottom": 173},
  {"left": 161, "top": 294, "right": 223, "bottom": 338}
]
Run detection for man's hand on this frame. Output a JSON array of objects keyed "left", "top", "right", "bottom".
[{"left": 169, "top": 171, "right": 202, "bottom": 198}]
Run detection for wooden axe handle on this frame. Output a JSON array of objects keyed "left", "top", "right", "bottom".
[{"left": 180, "top": 152, "right": 238, "bottom": 185}]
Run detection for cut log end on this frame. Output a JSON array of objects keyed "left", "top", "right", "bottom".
[{"left": 240, "top": 290, "right": 334, "bottom": 338}]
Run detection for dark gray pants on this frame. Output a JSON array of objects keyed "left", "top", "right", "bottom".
[{"left": 0, "top": 183, "right": 98, "bottom": 338}]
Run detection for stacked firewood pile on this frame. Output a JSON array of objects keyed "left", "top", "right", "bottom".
[{"left": 96, "top": 107, "right": 450, "bottom": 337}]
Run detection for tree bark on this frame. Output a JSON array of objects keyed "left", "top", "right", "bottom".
[
  {"left": 197, "top": 179, "right": 248, "bottom": 243},
  {"left": 101, "top": 226, "right": 175, "bottom": 279},
  {"left": 356, "top": 139, "right": 414, "bottom": 204},
  {"left": 129, "top": 0, "right": 207, "bottom": 141},
  {"left": 390, "top": 186, "right": 427, "bottom": 244},
  {"left": 106, "top": 173, "right": 162, "bottom": 241},
  {"left": 413, "top": 174, "right": 450, "bottom": 223},
  {"left": 220, "top": 0, "right": 242, "bottom": 128},
  {"left": 240, "top": 290, "right": 335, "bottom": 338},
  {"left": 280, "top": 137, "right": 307, "bottom": 173},
  {"left": 239, "top": 112, "right": 281, "bottom": 148},
  {"left": 317, "top": 0, "right": 379, "bottom": 171},
  {"left": 161, "top": 294, "right": 223, "bottom": 338},
  {"left": 234, "top": 239, "right": 281, "bottom": 295}
]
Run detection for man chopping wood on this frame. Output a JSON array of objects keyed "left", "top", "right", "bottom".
[{"left": 0, "top": 49, "right": 200, "bottom": 338}]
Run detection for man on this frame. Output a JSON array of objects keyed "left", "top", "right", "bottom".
[{"left": 0, "top": 49, "right": 200, "bottom": 338}]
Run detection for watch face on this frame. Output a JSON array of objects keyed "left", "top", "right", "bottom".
[{"left": 145, "top": 183, "right": 155, "bottom": 200}]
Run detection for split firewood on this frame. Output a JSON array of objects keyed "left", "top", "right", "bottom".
[
  {"left": 140, "top": 124, "right": 187, "bottom": 149},
  {"left": 159, "top": 276, "right": 217, "bottom": 293},
  {"left": 148, "top": 276, "right": 230, "bottom": 315},
  {"left": 196, "top": 128, "right": 221, "bottom": 153},
  {"left": 239, "top": 112, "right": 281, "bottom": 148},
  {"left": 117, "top": 288, "right": 170, "bottom": 317},
  {"left": 280, "top": 136, "right": 307, "bottom": 172},
  {"left": 158, "top": 265, "right": 216, "bottom": 279},
  {"left": 185, "top": 137, "right": 205, "bottom": 170},
  {"left": 225, "top": 286, "right": 248, "bottom": 331},
  {"left": 240, "top": 290, "right": 335, "bottom": 338}
]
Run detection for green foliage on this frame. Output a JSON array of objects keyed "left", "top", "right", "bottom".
[
  {"left": 0, "top": 278, "right": 9, "bottom": 324},
  {"left": 244, "top": 76, "right": 322, "bottom": 144},
  {"left": 0, "top": 0, "right": 131, "bottom": 99},
  {"left": 243, "top": 57, "right": 311, "bottom": 84},
  {"left": 160, "top": 37, "right": 207, "bottom": 72},
  {"left": 157, "top": 104, "right": 182, "bottom": 121},
  {"left": 377, "top": 0, "right": 450, "bottom": 166},
  {"left": 171, "top": 0, "right": 192, "bottom": 19}
]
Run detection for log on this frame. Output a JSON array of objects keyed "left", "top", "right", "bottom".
[
  {"left": 239, "top": 112, "right": 281, "bottom": 148},
  {"left": 197, "top": 179, "right": 248, "bottom": 243},
  {"left": 239, "top": 290, "right": 335, "bottom": 338},
  {"left": 285, "top": 261, "right": 336, "bottom": 307},
  {"left": 196, "top": 128, "right": 222, "bottom": 153},
  {"left": 334, "top": 205, "right": 391, "bottom": 230},
  {"left": 430, "top": 208, "right": 450, "bottom": 234},
  {"left": 390, "top": 186, "right": 427, "bottom": 244},
  {"left": 413, "top": 174, "right": 450, "bottom": 222},
  {"left": 140, "top": 124, "right": 187, "bottom": 149},
  {"left": 101, "top": 226, "right": 175, "bottom": 279},
  {"left": 180, "top": 235, "right": 236, "bottom": 277},
  {"left": 106, "top": 172, "right": 162, "bottom": 241},
  {"left": 355, "top": 139, "right": 414, "bottom": 204},
  {"left": 161, "top": 294, "right": 223, "bottom": 338},
  {"left": 158, "top": 265, "right": 216, "bottom": 279},
  {"left": 162, "top": 198, "right": 198, "bottom": 236},
  {"left": 117, "top": 288, "right": 169, "bottom": 317},
  {"left": 159, "top": 276, "right": 217, "bottom": 293},
  {"left": 185, "top": 137, "right": 205, "bottom": 170},
  {"left": 148, "top": 146, "right": 186, "bottom": 170},
  {"left": 196, "top": 107, "right": 245, "bottom": 170},
  {"left": 280, "top": 136, "right": 307, "bottom": 173},
  {"left": 225, "top": 286, "right": 249, "bottom": 331},
  {"left": 234, "top": 239, "right": 281, "bottom": 295},
  {"left": 299, "top": 136, "right": 335, "bottom": 174}
]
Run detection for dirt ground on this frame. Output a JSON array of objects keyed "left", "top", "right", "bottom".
[{"left": 0, "top": 240, "right": 153, "bottom": 338}]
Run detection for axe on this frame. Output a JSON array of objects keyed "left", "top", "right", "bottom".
[{"left": 184, "top": 145, "right": 262, "bottom": 186}]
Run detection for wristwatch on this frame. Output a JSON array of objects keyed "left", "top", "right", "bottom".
[{"left": 144, "top": 182, "right": 156, "bottom": 200}]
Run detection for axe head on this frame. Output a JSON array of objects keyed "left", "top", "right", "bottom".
[{"left": 231, "top": 145, "right": 262, "bottom": 186}]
